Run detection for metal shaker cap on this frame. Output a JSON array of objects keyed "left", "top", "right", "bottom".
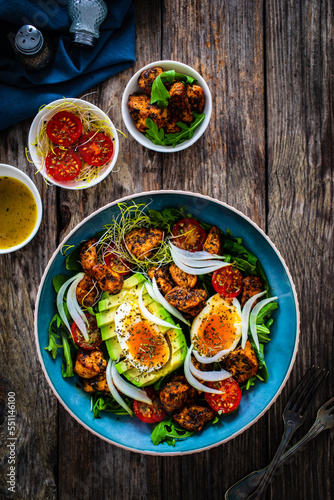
[{"left": 15, "top": 25, "right": 44, "bottom": 55}]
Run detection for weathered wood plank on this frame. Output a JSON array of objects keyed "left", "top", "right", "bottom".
[
  {"left": 0, "top": 1, "right": 332, "bottom": 499},
  {"left": 159, "top": 1, "right": 267, "bottom": 499},
  {"left": 0, "top": 124, "right": 59, "bottom": 499},
  {"left": 162, "top": 0, "right": 266, "bottom": 229},
  {"left": 57, "top": 1, "right": 164, "bottom": 499},
  {"left": 266, "top": 0, "right": 334, "bottom": 499}
]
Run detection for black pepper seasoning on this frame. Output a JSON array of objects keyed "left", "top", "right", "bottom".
[{"left": 14, "top": 25, "right": 53, "bottom": 71}]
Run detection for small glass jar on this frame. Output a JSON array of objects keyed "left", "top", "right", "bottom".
[{"left": 15, "top": 25, "right": 53, "bottom": 72}]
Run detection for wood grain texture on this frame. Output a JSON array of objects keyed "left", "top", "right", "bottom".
[
  {"left": 0, "top": 125, "right": 58, "bottom": 499},
  {"left": 0, "top": 0, "right": 333, "bottom": 499},
  {"left": 266, "top": 1, "right": 334, "bottom": 499}
]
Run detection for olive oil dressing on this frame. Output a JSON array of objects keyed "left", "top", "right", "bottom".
[{"left": 0, "top": 176, "right": 37, "bottom": 249}]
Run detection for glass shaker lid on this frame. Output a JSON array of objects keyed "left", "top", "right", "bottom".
[{"left": 15, "top": 25, "right": 44, "bottom": 55}]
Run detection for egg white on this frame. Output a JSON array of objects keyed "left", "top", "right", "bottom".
[
  {"left": 190, "top": 294, "right": 242, "bottom": 360},
  {"left": 115, "top": 302, "right": 170, "bottom": 373}
]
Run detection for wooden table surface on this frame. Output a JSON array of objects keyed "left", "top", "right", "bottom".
[{"left": 0, "top": 1, "right": 333, "bottom": 499}]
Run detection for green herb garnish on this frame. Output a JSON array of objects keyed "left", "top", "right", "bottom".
[
  {"left": 150, "top": 70, "right": 196, "bottom": 108},
  {"left": 144, "top": 112, "right": 205, "bottom": 148},
  {"left": 151, "top": 418, "right": 194, "bottom": 446}
]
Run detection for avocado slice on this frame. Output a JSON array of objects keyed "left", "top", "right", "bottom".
[
  {"left": 122, "top": 272, "right": 147, "bottom": 289},
  {"left": 105, "top": 336, "right": 123, "bottom": 361},
  {"left": 96, "top": 292, "right": 152, "bottom": 328},
  {"left": 115, "top": 328, "right": 187, "bottom": 387},
  {"left": 98, "top": 281, "right": 149, "bottom": 312}
]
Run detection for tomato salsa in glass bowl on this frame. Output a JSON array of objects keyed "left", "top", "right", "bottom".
[{"left": 28, "top": 98, "right": 119, "bottom": 190}]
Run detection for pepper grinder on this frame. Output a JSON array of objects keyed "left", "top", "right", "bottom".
[
  {"left": 15, "top": 25, "right": 53, "bottom": 71},
  {"left": 68, "top": 0, "right": 108, "bottom": 47}
]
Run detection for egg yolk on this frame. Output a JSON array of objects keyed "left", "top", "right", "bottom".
[
  {"left": 196, "top": 306, "right": 239, "bottom": 356},
  {"left": 126, "top": 320, "right": 169, "bottom": 369}
]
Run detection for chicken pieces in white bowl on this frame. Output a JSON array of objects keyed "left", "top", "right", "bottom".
[{"left": 122, "top": 61, "right": 212, "bottom": 152}]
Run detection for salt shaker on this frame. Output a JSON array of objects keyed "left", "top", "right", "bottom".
[
  {"left": 68, "top": 0, "right": 108, "bottom": 47},
  {"left": 14, "top": 25, "right": 53, "bottom": 71}
]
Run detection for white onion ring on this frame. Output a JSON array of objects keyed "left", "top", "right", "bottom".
[
  {"left": 169, "top": 243, "right": 226, "bottom": 267},
  {"left": 170, "top": 245, "right": 230, "bottom": 275},
  {"left": 151, "top": 277, "right": 190, "bottom": 326},
  {"left": 188, "top": 355, "right": 232, "bottom": 381},
  {"left": 66, "top": 273, "right": 89, "bottom": 342},
  {"left": 192, "top": 346, "right": 235, "bottom": 364},
  {"left": 250, "top": 296, "right": 278, "bottom": 349},
  {"left": 241, "top": 291, "right": 267, "bottom": 349},
  {"left": 106, "top": 359, "right": 133, "bottom": 417},
  {"left": 232, "top": 297, "right": 242, "bottom": 317},
  {"left": 138, "top": 285, "right": 180, "bottom": 330},
  {"left": 184, "top": 346, "right": 223, "bottom": 394},
  {"left": 111, "top": 362, "right": 153, "bottom": 405},
  {"left": 56, "top": 274, "right": 82, "bottom": 333},
  {"left": 169, "top": 243, "right": 225, "bottom": 261}
]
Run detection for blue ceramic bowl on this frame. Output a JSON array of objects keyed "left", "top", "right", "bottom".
[{"left": 34, "top": 191, "right": 300, "bottom": 455}]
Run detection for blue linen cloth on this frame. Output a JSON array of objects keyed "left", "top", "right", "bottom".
[{"left": 0, "top": 1, "right": 136, "bottom": 131}]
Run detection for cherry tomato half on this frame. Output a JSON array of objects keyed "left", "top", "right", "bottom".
[
  {"left": 46, "top": 111, "right": 82, "bottom": 147},
  {"left": 212, "top": 265, "right": 243, "bottom": 298},
  {"left": 104, "top": 245, "right": 132, "bottom": 276},
  {"left": 205, "top": 377, "right": 242, "bottom": 414},
  {"left": 172, "top": 218, "right": 207, "bottom": 252},
  {"left": 133, "top": 388, "right": 166, "bottom": 424},
  {"left": 71, "top": 314, "right": 102, "bottom": 350},
  {"left": 45, "top": 147, "right": 82, "bottom": 182},
  {"left": 78, "top": 131, "right": 114, "bottom": 167}
]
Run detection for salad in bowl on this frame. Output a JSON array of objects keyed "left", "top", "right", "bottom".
[{"left": 43, "top": 199, "right": 280, "bottom": 447}]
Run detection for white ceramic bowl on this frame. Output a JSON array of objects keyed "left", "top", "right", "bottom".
[
  {"left": 0, "top": 163, "right": 42, "bottom": 254},
  {"left": 121, "top": 60, "right": 212, "bottom": 152},
  {"left": 28, "top": 98, "right": 119, "bottom": 190}
]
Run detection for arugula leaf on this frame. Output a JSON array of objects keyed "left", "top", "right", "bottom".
[
  {"left": 45, "top": 314, "right": 63, "bottom": 359},
  {"left": 61, "top": 329, "right": 75, "bottom": 378},
  {"left": 174, "top": 72, "right": 196, "bottom": 85},
  {"left": 151, "top": 418, "right": 194, "bottom": 446},
  {"left": 150, "top": 70, "right": 196, "bottom": 108},
  {"left": 145, "top": 118, "right": 165, "bottom": 145},
  {"left": 52, "top": 274, "right": 70, "bottom": 294},
  {"left": 91, "top": 392, "right": 132, "bottom": 418},
  {"left": 150, "top": 70, "right": 175, "bottom": 108},
  {"left": 164, "top": 113, "right": 205, "bottom": 147},
  {"left": 148, "top": 207, "right": 186, "bottom": 232},
  {"left": 65, "top": 244, "right": 82, "bottom": 271},
  {"left": 256, "top": 302, "right": 278, "bottom": 324},
  {"left": 222, "top": 239, "right": 258, "bottom": 267},
  {"left": 233, "top": 257, "right": 257, "bottom": 274}
]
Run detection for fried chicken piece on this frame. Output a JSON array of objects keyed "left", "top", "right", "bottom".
[
  {"left": 128, "top": 93, "right": 168, "bottom": 133},
  {"left": 124, "top": 227, "right": 164, "bottom": 261},
  {"left": 159, "top": 374, "right": 198, "bottom": 413},
  {"left": 165, "top": 286, "right": 208, "bottom": 313},
  {"left": 169, "top": 82, "right": 193, "bottom": 124},
  {"left": 164, "top": 116, "right": 182, "bottom": 134},
  {"left": 169, "top": 263, "right": 197, "bottom": 288},
  {"left": 79, "top": 238, "right": 98, "bottom": 276},
  {"left": 173, "top": 405, "right": 215, "bottom": 432},
  {"left": 191, "top": 356, "right": 209, "bottom": 373},
  {"left": 92, "top": 264, "right": 123, "bottom": 294},
  {"left": 240, "top": 276, "right": 263, "bottom": 308},
  {"left": 74, "top": 349, "right": 106, "bottom": 379},
  {"left": 202, "top": 226, "right": 221, "bottom": 255},
  {"left": 182, "top": 303, "right": 206, "bottom": 318},
  {"left": 82, "top": 372, "right": 110, "bottom": 393},
  {"left": 186, "top": 84, "right": 205, "bottom": 113},
  {"left": 220, "top": 341, "right": 258, "bottom": 384},
  {"left": 148, "top": 265, "right": 174, "bottom": 294},
  {"left": 76, "top": 274, "right": 99, "bottom": 307},
  {"left": 138, "top": 66, "right": 163, "bottom": 95}
]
